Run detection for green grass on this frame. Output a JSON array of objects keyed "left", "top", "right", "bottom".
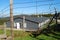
[
  {"left": 0, "top": 30, "right": 37, "bottom": 40},
  {"left": 36, "top": 34, "right": 58, "bottom": 40},
  {"left": 0, "top": 29, "right": 5, "bottom": 34},
  {"left": 0, "top": 22, "right": 60, "bottom": 40},
  {"left": 0, "top": 29, "right": 60, "bottom": 40}
]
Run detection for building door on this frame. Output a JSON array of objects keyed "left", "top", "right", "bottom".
[{"left": 16, "top": 23, "right": 20, "bottom": 29}]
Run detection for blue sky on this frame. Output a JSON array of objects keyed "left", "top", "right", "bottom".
[{"left": 0, "top": 0, "right": 60, "bottom": 16}]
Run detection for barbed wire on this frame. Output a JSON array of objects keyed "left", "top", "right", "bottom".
[
  {"left": 0, "top": 0, "right": 54, "bottom": 13},
  {"left": 14, "top": 0, "right": 54, "bottom": 4},
  {"left": 13, "top": 3, "right": 60, "bottom": 9},
  {"left": 0, "top": 5, "right": 9, "bottom": 13},
  {"left": 0, "top": 0, "right": 60, "bottom": 17},
  {"left": 0, "top": 3, "right": 60, "bottom": 12}
]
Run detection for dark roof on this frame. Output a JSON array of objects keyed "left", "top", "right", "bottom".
[
  {"left": 25, "top": 16, "right": 49, "bottom": 23},
  {"left": 14, "top": 17, "right": 39, "bottom": 24},
  {"left": 13, "top": 16, "right": 49, "bottom": 24}
]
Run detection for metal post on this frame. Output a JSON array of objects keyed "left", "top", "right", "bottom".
[{"left": 10, "top": 0, "right": 14, "bottom": 40}]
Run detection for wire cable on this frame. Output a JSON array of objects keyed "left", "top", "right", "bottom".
[{"left": 14, "top": 0, "right": 54, "bottom": 4}]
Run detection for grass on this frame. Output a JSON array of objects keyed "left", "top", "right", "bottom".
[
  {"left": 0, "top": 23, "right": 60, "bottom": 40},
  {"left": 36, "top": 34, "right": 58, "bottom": 40},
  {"left": 0, "top": 29, "right": 60, "bottom": 40},
  {"left": 0, "top": 30, "right": 37, "bottom": 40}
]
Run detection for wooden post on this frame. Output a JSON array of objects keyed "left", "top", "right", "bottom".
[
  {"left": 4, "top": 23, "right": 6, "bottom": 35},
  {"left": 10, "top": 0, "right": 14, "bottom": 40}
]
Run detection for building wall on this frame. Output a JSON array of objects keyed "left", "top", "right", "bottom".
[
  {"left": 6, "top": 18, "right": 39, "bottom": 30},
  {"left": 38, "top": 19, "right": 50, "bottom": 29},
  {"left": 25, "top": 20, "right": 38, "bottom": 30}
]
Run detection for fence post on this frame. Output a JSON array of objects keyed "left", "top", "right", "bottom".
[{"left": 10, "top": 0, "right": 14, "bottom": 40}]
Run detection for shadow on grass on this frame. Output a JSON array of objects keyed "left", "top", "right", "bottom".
[
  {"left": 30, "top": 24, "right": 60, "bottom": 40},
  {"left": 54, "top": 24, "right": 60, "bottom": 32},
  {"left": 41, "top": 24, "right": 60, "bottom": 40},
  {"left": 36, "top": 38, "right": 45, "bottom": 40}
]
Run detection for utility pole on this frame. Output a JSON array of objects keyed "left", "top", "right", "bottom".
[{"left": 10, "top": 0, "right": 14, "bottom": 40}]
